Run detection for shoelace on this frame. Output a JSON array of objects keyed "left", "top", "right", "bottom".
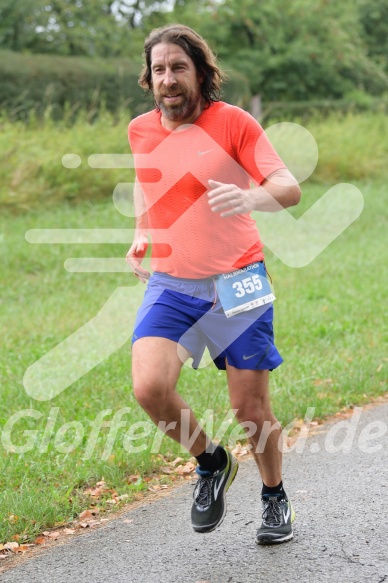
[
  {"left": 194, "top": 477, "right": 214, "bottom": 507},
  {"left": 262, "top": 499, "right": 283, "bottom": 526}
]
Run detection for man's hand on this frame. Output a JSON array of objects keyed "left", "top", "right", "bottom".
[
  {"left": 126, "top": 233, "right": 150, "bottom": 283},
  {"left": 207, "top": 180, "right": 254, "bottom": 217},
  {"left": 208, "top": 170, "right": 301, "bottom": 216}
]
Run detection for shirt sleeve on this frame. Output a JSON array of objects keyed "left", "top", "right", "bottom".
[{"left": 231, "top": 107, "right": 286, "bottom": 186}]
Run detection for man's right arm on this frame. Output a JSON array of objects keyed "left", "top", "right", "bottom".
[{"left": 125, "top": 177, "right": 151, "bottom": 283}]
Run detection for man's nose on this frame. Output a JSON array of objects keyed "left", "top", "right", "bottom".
[{"left": 163, "top": 68, "right": 177, "bottom": 87}]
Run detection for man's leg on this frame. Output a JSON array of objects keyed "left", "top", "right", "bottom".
[
  {"left": 225, "top": 366, "right": 282, "bottom": 484},
  {"left": 132, "top": 336, "right": 209, "bottom": 456},
  {"left": 226, "top": 363, "right": 295, "bottom": 544},
  {"left": 132, "top": 336, "right": 238, "bottom": 533}
]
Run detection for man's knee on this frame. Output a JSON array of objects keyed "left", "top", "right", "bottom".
[
  {"left": 232, "top": 395, "right": 272, "bottom": 426},
  {"left": 133, "top": 379, "right": 157, "bottom": 410},
  {"left": 132, "top": 376, "right": 173, "bottom": 412},
  {"left": 234, "top": 408, "right": 281, "bottom": 452}
]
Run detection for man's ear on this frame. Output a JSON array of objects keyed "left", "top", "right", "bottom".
[{"left": 197, "top": 69, "right": 204, "bottom": 84}]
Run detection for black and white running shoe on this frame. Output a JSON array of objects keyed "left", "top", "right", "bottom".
[
  {"left": 255, "top": 495, "right": 295, "bottom": 545},
  {"left": 191, "top": 449, "right": 238, "bottom": 533}
]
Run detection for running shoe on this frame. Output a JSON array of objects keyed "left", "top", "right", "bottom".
[
  {"left": 191, "top": 449, "right": 238, "bottom": 533},
  {"left": 255, "top": 495, "right": 295, "bottom": 545}
]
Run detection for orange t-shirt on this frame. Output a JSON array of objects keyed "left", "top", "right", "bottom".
[{"left": 128, "top": 101, "right": 285, "bottom": 278}]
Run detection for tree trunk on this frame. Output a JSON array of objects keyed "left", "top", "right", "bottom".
[{"left": 250, "top": 94, "right": 262, "bottom": 121}]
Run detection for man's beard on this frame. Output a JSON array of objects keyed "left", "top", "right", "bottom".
[{"left": 156, "top": 85, "right": 201, "bottom": 121}]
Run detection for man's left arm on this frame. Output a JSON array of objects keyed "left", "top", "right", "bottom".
[{"left": 207, "top": 168, "right": 301, "bottom": 217}]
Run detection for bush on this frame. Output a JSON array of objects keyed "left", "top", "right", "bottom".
[
  {"left": 0, "top": 51, "right": 151, "bottom": 121},
  {"left": 260, "top": 96, "right": 388, "bottom": 124},
  {"left": 0, "top": 51, "right": 252, "bottom": 122}
]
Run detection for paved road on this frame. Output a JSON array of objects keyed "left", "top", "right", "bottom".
[{"left": 1, "top": 403, "right": 388, "bottom": 583}]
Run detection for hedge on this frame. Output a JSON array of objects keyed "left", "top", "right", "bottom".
[
  {"left": 0, "top": 51, "right": 150, "bottom": 121},
  {"left": 0, "top": 50, "right": 252, "bottom": 122}
]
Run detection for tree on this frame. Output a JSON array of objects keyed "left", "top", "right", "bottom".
[
  {"left": 1, "top": 0, "right": 387, "bottom": 102},
  {"left": 358, "top": 0, "right": 388, "bottom": 73},
  {"left": 146, "top": 0, "right": 388, "bottom": 101},
  {"left": 0, "top": 0, "right": 44, "bottom": 51},
  {"left": 206, "top": 0, "right": 388, "bottom": 100},
  {"left": 0, "top": 0, "right": 162, "bottom": 57}
]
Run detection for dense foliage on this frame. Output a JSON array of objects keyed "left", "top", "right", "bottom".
[
  {"left": 0, "top": 0, "right": 387, "bottom": 118},
  {"left": 0, "top": 50, "right": 150, "bottom": 120}
]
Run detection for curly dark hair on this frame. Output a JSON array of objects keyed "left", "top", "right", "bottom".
[{"left": 139, "top": 24, "right": 226, "bottom": 105}]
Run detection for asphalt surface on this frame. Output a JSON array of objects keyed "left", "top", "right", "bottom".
[{"left": 1, "top": 403, "right": 388, "bottom": 583}]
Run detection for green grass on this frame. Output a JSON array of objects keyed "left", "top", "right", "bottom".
[
  {"left": 0, "top": 108, "right": 135, "bottom": 210},
  {"left": 1, "top": 110, "right": 388, "bottom": 211},
  {"left": 0, "top": 112, "right": 387, "bottom": 544},
  {"left": 306, "top": 112, "right": 388, "bottom": 182},
  {"left": 269, "top": 180, "right": 387, "bottom": 419}
]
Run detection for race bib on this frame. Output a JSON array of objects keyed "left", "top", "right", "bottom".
[{"left": 215, "top": 262, "right": 275, "bottom": 318}]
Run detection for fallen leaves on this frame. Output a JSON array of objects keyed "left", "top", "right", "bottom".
[
  {"left": 79, "top": 509, "right": 99, "bottom": 520},
  {"left": 84, "top": 479, "right": 118, "bottom": 502},
  {"left": 82, "top": 478, "right": 132, "bottom": 511},
  {"left": 77, "top": 508, "right": 100, "bottom": 528},
  {"left": 283, "top": 418, "right": 323, "bottom": 448},
  {"left": 231, "top": 443, "right": 251, "bottom": 457},
  {"left": 0, "top": 512, "right": 102, "bottom": 561},
  {"left": 127, "top": 457, "right": 197, "bottom": 492},
  {"left": 0, "top": 540, "right": 42, "bottom": 560},
  {"left": 175, "top": 461, "right": 196, "bottom": 476},
  {"left": 45, "top": 532, "right": 60, "bottom": 540},
  {"left": 3, "top": 542, "right": 19, "bottom": 551},
  {"left": 127, "top": 474, "right": 141, "bottom": 484}
]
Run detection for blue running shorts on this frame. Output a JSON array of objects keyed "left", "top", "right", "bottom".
[{"left": 132, "top": 270, "right": 283, "bottom": 371}]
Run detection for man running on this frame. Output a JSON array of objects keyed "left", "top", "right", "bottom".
[{"left": 126, "top": 23, "right": 301, "bottom": 545}]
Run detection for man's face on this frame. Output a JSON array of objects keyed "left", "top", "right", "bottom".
[{"left": 150, "top": 42, "right": 203, "bottom": 123}]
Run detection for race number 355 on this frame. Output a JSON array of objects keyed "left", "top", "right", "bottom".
[{"left": 232, "top": 275, "right": 263, "bottom": 298}]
